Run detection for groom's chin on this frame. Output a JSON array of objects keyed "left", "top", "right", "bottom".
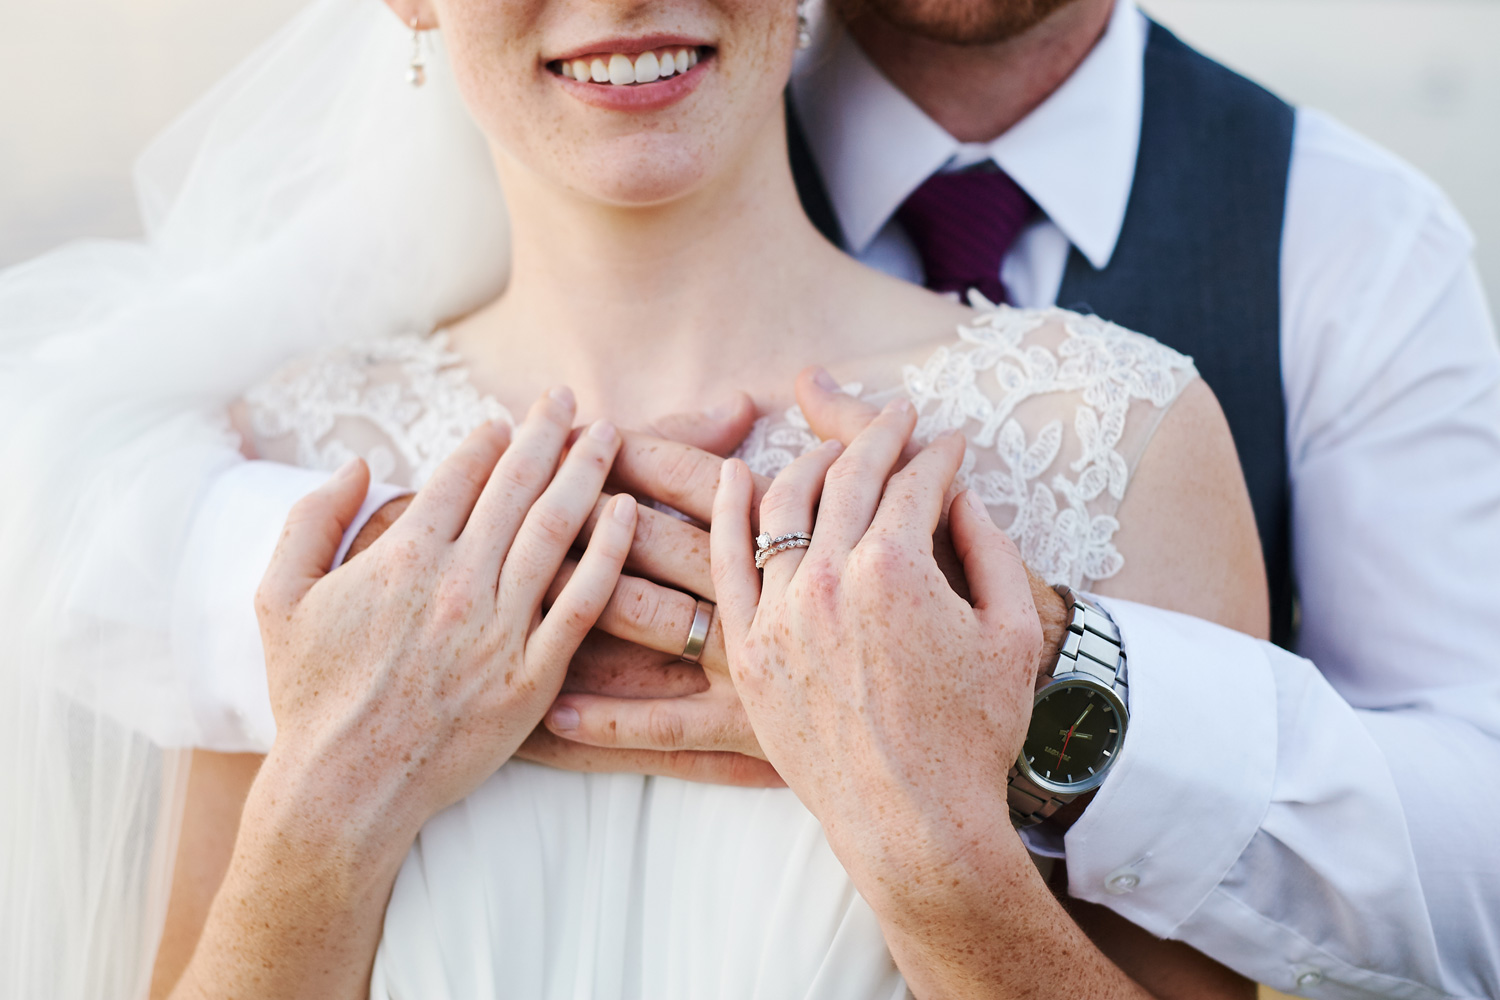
[{"left": 834, "top": 0, "right": 1088, "bottom": 46}]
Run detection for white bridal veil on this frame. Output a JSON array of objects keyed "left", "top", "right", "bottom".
[{"left": 0, "top": 1, "right": 509, "bottom": 994}]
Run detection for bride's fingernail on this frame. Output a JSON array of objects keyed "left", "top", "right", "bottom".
[
  {"left": 812, "top": 367, "right": 838, "bottom": 391},
  {"left": 333, "top": 458, "right": 361, "bottom": 481},
  {"left": 966, "top": 491, "right": 991, "bottom": 518},
  {"left": 721, "top": 459, "right": 740, "bottom": 482},
  {"left": 549, "top": 706, "right": 580, "bottom": 732},
  {"left": 548, "top": 385, "right": 576, "bottom": 408},
  {"left": 589, "top": 419, "right": 617, "bottom": 442}
]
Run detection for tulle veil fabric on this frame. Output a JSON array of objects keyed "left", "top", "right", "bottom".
[{"left": 0, "top": 1, "right": 509, "bottom": 994}]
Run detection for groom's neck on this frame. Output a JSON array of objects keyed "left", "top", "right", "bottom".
[{"left": 842, "top": 0, "right": 1114, "bottom": 144}]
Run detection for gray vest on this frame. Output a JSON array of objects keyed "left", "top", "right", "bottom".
[{"left": 789, "top": 22, "right": 1298, "bottom": 646}]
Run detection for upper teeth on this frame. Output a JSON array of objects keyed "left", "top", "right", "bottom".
[{"left": 559, "top": 47, "right": 699, "bottom": 85}]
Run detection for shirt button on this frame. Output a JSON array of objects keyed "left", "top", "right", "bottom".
[
  {"left": 1104, "top": 872, "right": 1140, "bottom": 894},
  {"left": 1296, "top": 969, "right": 1324, "bottom": 989}
]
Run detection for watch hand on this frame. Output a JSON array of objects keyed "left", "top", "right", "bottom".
[{"left": 1056, "top": 704, "right": 1095, "bottom": 771}]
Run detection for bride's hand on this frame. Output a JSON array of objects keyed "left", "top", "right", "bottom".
[
  {"left": 533, "top": 494, "right": 767, "bottom": 763},
  {"left": 708, "top": 398, "right": 1043, "bottom": 884},
  {"left": 172, "top": 389, "right": 635, "bottom": 1000},
  {"left": 255, "top": 387, "right": 636, "bottom": 842}
]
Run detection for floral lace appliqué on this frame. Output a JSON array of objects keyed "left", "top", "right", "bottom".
[
  {"left": 243, "top": 305, "right": 1194, "bottom": 591},
  {"left": 903, "top": 302, "right": 1195, "bottom": 588},
  {"left": 245, "top": 332, "right": 511, "bottom": 487}
]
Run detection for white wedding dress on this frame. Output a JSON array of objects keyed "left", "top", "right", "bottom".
[{"left": 240, "top": 304, "right": 1196, "bottom": 1000}]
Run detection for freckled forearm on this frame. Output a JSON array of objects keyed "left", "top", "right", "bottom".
[
  {"left": 846, "top": 811, "right": 1149, "bottom": 1000},
  {"left": 168, "top": 754, "right": 415, "bottom": 1000}
]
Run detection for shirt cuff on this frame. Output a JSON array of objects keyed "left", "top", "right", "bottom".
[
  {"left": 333, "top": 480, "right": 412, "bottom": 568},
  {"left": 1061, "top": 597, "right": 1278, "bottom": 938},
  {"left": 171, "top": 461, "right": 409, "bottom": 753}
]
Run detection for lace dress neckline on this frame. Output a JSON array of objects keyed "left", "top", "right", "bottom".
[
  {"left": 245, "top": 331, "right": 511, "bottom": 488},
  {"left": 243, "top": 305, "right": 1197, "bottom": 590}
]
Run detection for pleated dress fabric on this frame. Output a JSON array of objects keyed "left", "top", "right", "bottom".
[{"left": 372, "top": 767, "right": 909, "bottom": 1000}]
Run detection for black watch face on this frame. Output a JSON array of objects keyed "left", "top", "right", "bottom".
[{"left": 1020, "top": 680, "right": 1125, "bottom": 792}]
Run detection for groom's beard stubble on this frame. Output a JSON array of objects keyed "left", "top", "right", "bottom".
[{"left": 831, "top": 0, "right": 1088, "bottom": 46}]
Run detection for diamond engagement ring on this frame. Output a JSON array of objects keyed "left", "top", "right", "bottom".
[{"left": 754, "top": 531, "right": 813, "bottom": 569}]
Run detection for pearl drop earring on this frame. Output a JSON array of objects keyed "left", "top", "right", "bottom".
[
  {"left": 797, "top": 1, "right": 812, "bottom": 50},
  {"left": 407, "top": 16, "right": 427, "bottom": 87}
]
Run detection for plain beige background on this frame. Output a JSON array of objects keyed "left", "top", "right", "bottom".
[{"left": 3, "top": 0, "right": 1498, "bottom": 308}]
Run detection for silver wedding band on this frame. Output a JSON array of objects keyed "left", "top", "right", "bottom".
[
  {"left": 680, "top": 599, "right": 715, "bottom": 663},
  {"left": 755, "top": 531, "right": 812, "bottom": 569}
]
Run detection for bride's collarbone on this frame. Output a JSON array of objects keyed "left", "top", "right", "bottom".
[{"left": 434, "top": 284, "right": 978, "bottom": 426}]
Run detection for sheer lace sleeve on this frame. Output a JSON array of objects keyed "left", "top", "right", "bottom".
[
  {"left": 734, "top": 306, "right": 1198, "bottom": 590},
  {"left": 240, "top": 332, "right": 511, "bottom": 490},
  {"left": 244, "top": 311, "right": 1194, "bottom": 591},
  {"left": 903, "top": 305, "right": 1198, "bottom": 589}
]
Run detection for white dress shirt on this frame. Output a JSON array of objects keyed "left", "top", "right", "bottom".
[
  {"left": 790, "top": 3, "right": 1500, "bottom": 997},
  {"left": 170, "top": 1, "right": 1500, "bottom": 995}
]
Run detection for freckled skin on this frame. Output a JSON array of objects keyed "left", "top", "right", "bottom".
[
  {"left": 712, "top": 418, "right": 1248, "bottom": 998},
  {"left": 167, "top": 402, "right": 640, "bottom": 999},
  {"left": 427, "top": 0, "right": 795, "bottom": 207}
]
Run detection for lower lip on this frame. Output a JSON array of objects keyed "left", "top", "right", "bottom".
[{"left": 553, "top": 55, "right": 712, "bottom": 112}]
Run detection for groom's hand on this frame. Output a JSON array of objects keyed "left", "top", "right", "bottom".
[
  {"left": 514, "top": 393, "right": 787, "bottom": 786},
  {"left": 519, "top": 410, "right": 783, "bottom": 783},
  {"left": 796, "top": 367, "right": 1070, "bottom": 670}
]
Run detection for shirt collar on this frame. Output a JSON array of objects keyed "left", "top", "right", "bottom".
[{"left": 791, "top": 0, "right": 1146, "bottom": 270}]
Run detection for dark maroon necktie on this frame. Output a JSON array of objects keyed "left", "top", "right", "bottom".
[{"left": 896, "top": 165, "right": 1038, "bottom": 305}]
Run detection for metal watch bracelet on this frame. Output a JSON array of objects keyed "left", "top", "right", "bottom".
[{"left": 1006, "top": 586, "right": 1129, "bottom": 829}]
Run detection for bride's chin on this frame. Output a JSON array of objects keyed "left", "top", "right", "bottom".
[{"left": 568, "top": 148, "right": 712, "bottom": 208}]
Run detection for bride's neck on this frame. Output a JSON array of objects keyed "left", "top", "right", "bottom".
[{"left": 452, "top": 112, "right": 853, "bottom": 420}]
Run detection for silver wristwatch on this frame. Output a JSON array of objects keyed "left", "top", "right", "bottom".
[{"left": 1006, "top": 586, "right": 1129, "bottom": 829}]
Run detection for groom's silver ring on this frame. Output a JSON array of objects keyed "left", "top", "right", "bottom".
[
  {"left": 755, "top": 531, "right": 813, "bottom": 569},
  {"left": 680, "top": 599, "right": 715, "bottom": 663}
]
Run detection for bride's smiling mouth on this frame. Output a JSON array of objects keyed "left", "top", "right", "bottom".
[{"left": 547, "top": 36, "right": 715, "bottom": 111}]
